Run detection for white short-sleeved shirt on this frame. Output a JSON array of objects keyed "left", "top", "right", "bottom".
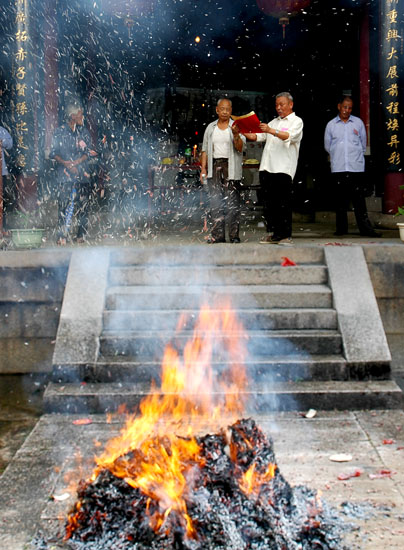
[{"left": 256, "top": 112, "right": 303, "bottom": 178}]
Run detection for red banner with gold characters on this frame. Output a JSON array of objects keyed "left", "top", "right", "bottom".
[
  {"left": 380, "top": 0, "right": 403, "bottom": 173},
  {"left": 13, "top": 0, "right": 37, "bottom": 174}
]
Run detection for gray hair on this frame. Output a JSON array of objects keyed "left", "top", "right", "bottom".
[
  {"left": 65, "top": 103, "right": 83, "bottom": 120},
  {"left": 276, "top": 92, "right": 293, "bottom": 102},
  {"left": 217, "top": 98, "right": 232, "bottom": 107}
]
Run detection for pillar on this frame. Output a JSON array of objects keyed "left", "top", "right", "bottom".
[
  {"left": 43, "top": 0, "right": 59, "bottom": 157},
  {"left": 359, "top": 6, "right": 371, "bottom": 154},
  {"left": 380, "top": 0, "right": 404, "bottom": 214},
  {"left": 13, "top": 0, "right": 39, "bottom": 213}
]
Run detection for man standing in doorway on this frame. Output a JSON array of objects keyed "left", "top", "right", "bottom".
[
  {"left": 50, "top": 103, "right": 96, "bottom": 245},
  {"left": 324, "top": 96, "right": 381, "bottom": 237},
  {"left": 200, "top": 98, "right": 245, "bottom": 243},
  {"left": 245, "top": 92, "right": 303, "bottom": 245}
]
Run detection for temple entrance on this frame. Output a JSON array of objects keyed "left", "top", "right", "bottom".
[{"left": 0, "top": 0, "right": 402, "bottom": 236}]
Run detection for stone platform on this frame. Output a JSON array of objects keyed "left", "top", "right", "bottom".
[{"left": 0, "top": 410, "right": 403, "bottom": 549}]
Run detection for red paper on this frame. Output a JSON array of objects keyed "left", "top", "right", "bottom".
[
  {"left": 337, "top": 469, "right": 362, "bottom": 480},
  {"left": 73, "top": 418, "right": 93, "bottom": 425},
  {"left": 231, "top": 111, "right": 262, "bottom": 134},
  {"left": 368, "top": 469, "right": 396, "bottom": 479},
  {"left": 281, "top": 257, "right": 297, "bottom": 266}
]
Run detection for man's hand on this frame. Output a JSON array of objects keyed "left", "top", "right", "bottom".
[
  {"left": 64, "top": 160, "right": 79, "bottom": 175},
  {"left": 231, "top": 123, "right": 240, "bottom": 137},
  {"left": 244, "top": 133, "right": 257, "bottom": 141},
  {"left": 259, "top": 123, "right": 271, "bottom": 133}
]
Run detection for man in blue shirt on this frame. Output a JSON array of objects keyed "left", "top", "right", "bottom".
[{"left": 324, "top": 96, "right": 381, "bottom": 237}]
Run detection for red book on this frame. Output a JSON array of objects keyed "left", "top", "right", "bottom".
[{"left": 231, "top": 111, "right": 262, "bottom": 133}]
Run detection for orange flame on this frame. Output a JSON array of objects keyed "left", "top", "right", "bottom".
[
  {"left": 67, "top": 300, "right": 249, "bottom": 540},
  {"left": 239, "top": 463, "right": 277, "bottom": 496}
]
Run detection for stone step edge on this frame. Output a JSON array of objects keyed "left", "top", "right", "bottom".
[
  {"left": 44, "top": 379, "right": 402, "bottom": 395},
  {"left": 106, "top": 283, "right": 331, "bottom": 295},
  {"left": 106, "top": 284, "right": 333, "bottom": 294},
  {"left": 99, "top": 329, "right": 342, "bottom": 338},
  {"left": 43, "top": 380, "right": 403, "bottom": 411},
  {"left": 94, "top": 354, "right": 347, "bottom": 366},
  {"left": 110, "top": 263, "right": 326, "bottom": 269},
  {"left": 103, "top": 307, "right": 337, "bottom": 315}
]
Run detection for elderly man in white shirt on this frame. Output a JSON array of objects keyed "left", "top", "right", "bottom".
[
  {"left": 200, "top": 98, "right": 245, "bottom": 243},
  {"left": 245, "top": 92, "right": 303, "bottom": 245}
]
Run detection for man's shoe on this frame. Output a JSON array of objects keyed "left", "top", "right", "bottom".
[
  {"left": 207, "top": 236, "right": 226, "bottom": 243},
  {"left": 230, "top": 237, "right": 241, "bottom": 243},
  {"left": 260, "top": 235, "right": 282, "bottom": 244},
  {"left": 278, "top": 237, "right": 294, "bottom": 246}
]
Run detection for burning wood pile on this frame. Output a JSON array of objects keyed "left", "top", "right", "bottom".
[
  {"left": 37, "top": 302, "right": 348, "bottom": 549},
  {"left": 62, "top": 418, "right": 346, "bottom": 550}
]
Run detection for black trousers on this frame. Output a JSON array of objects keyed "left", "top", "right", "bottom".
[
  {"left": 57, "top": 181, "right": 90, "bottom": 239},
  {"left": 332, "top": 172, "right": 373, "bottom": 235},
  {"left": 207, "top": 158, "right": 240, "bottom": 241},
  {"left": 2, "top": 176, "right": 17, "bottom": 230},
  {"left": 259, "top": 171, "right": 292, "bottom": 239}
]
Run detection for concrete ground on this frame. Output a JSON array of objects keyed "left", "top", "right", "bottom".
[
  {"left": 0, "top": 410, "right": 403, "bottom": 549},
  {"left": 0, "top": 207, "right": 403, "bottom": 549}
]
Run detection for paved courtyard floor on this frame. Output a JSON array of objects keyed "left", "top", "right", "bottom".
[{"left": 0, "top": 410, "right": 403, "bottom": 549}]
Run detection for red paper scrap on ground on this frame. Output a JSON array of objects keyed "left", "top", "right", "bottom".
[
  {"left": 382, "top": 439, "right": 395, "bottom": 445},
  {"left": 281, "top": 257, "right": 297, "bottom": 266},
  {"left": 72, "top": 418, "right": 93, "bottom": 425},
  {"left": 337, "top": 469, "right": 362, "bottom": 481},
  {"left": 368, "top": 469, "right": 396, "bottom": 479}
]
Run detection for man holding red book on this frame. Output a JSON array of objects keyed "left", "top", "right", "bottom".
[
  {"left": 200, "top": 98, "right": 245, "bottom": 243},
  {"left": 245, "top": 92, "right": 303, "bottom": 245}
]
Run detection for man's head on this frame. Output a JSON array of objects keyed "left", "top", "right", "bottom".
[
  {"left": 275, "top": 92, "right": 294, "bottom": 119},
  {"left": 216, "top": 98, "right": 232, "bottom": 122},
  {"left": 66, "top": 103, "right": 84, "bottom": 126},
  {"left": 337, "top": 96, "right": 353, "bottom": 121}
]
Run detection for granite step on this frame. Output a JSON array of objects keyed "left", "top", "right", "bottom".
[
  {"left": 105, "top": 284, "right": 333, "bottom": 310},
  {"left": 99, "top": 329, "right": 343, "bottom": 358},
  {"left": 108, "top": 265, "right": 328, "bottom": 286},
  {"left": 43, "top": 379, "right": 404, "bottom": 414},
  {"left": 102, "top": 308, "right": 338, "bottom": 332},
  {"left": 109, "top": 246, "right": 326, "bottom": 266},
  {"left": 52, "top": 355, "right": 363, "bottom": 384}
]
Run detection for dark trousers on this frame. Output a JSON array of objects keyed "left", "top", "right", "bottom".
[
  {"left": 57, "top": 182, "right": 90, "bottom": 239},
  {"left": 332, "top": 172, "right": 373, "bottom": 235},
  {"left": 2, "top": 176, "right": 17, "bottom": 230},
  {"left": 259, "top": 171, "right": 292, "bottom": 239},
  {"left": 208, "top": 158, "right": 240, "bottom": 241}
]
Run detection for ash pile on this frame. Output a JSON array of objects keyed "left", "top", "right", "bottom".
[{"left": 36, "top": 418, "right": 349, "bottom": 550}]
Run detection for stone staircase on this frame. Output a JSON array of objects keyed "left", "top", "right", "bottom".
[{"left": 44, "top": 245, "right": 402, "bottom": 413}]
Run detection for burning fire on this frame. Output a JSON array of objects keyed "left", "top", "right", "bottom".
[
  {"left": 66, "top": 300, "right": 252, "bottom": 540},
  {"left": 239, "top": 463, "right": 277, "bottom": 497}
]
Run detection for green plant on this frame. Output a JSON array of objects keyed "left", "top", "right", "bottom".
[{"left": 397, "top": 185, "right": 404, "bottom": 217}]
